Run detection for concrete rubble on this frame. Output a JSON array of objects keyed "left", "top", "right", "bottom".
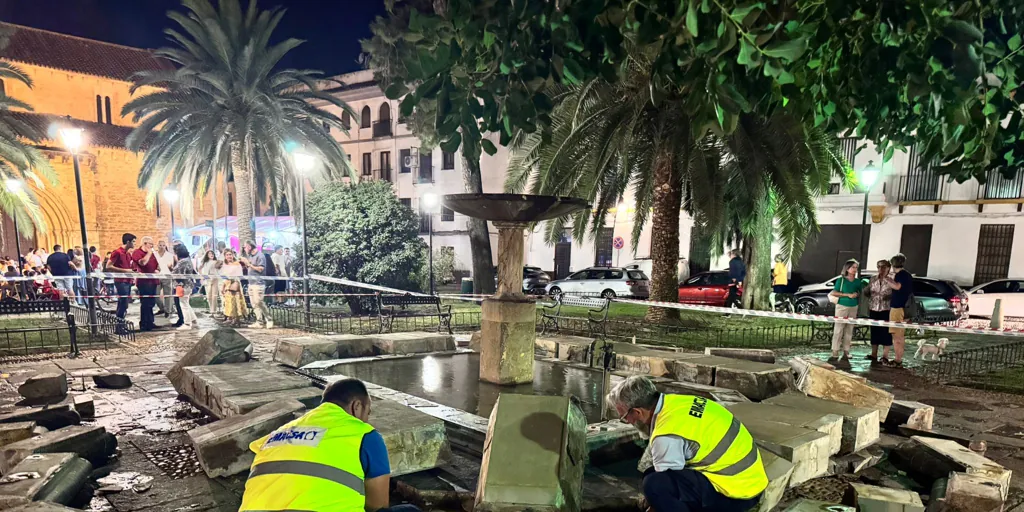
[
  {"left": 726, "top": 402, "right": 844, "bottom": 456},
  {"left": 909, "top": 436, "right": 1011, "bottom": 500},
  {"left": 167, "top": 328, "right": 253, "bottom": 392},
  {"left": 71, "top": 396, "right": 93, "bottom": 420},
  {"left": 764, "top": 392, "right": 880, "bottom": 454},
  {"left": 886, "top": 400, "right": 934, "bottom": 431},
  {"left": 788, "top": 357, "right": 894, "bottom": 422},
  {"left": 7, "top": 502, "right": 83, "bottom": 511},
  {"left": 783, "top": 500, "right": 854, "bottom": 511},
  {"left": 16, "top": 373, "right": 67, "bottom": 402},
  {"left": 758, "top": 450, "right": 795, "bottom": 512},
  {"left": 0, "top": 453, "right": 92, "bottom": 508},
  {"left": 653, "top": 379, "right": 751, "bottom": 404},
  {"left": 945, "top": 471, "right": 1005, "bottom": 512},
  {"left": 0, "top": 405, "right": 79, "bottom": 432},
  {"left": 176, "top": 363, "right": 321, "bottom": 419},
  {"left": 188, "top": 398, "right": 307, "bottom": 478},
  {"left": 1, "top": 425, "right": 116, "bottom": 474}
]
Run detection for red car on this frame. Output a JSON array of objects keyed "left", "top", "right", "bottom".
[{"left": 678, "top": 271, "right": 742, "bottom": 306}]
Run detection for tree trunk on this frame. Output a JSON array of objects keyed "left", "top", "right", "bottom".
[
  {"left": 461, "top": 154, "right": 496, "bottom": 295},
  {"left": 644, "top": 146, "right": 682, "bottom": 324},
  {"left": 232, "top": 142, "right": 256, "bottom": 245},
  {"left": 741, "top": 210, "right": 773, "bottom": 310}
]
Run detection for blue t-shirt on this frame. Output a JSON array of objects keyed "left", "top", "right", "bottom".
[
  {"left": 359, "top": 430, "right": 391, "bottom": 479},
  {"left": 890, "top": 269, "right": 913, "bottom": 309},
  {"left": 46, "top": 252, "right": 73, "bottom": 276}
]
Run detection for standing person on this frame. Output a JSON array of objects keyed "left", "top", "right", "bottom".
[
  {"left": 89, "top": 246, "right": 101, "bottom": 272},
  {"left": 865, "top": 259, "right": 893, "bottom": 365},
  {"left": 240, "top": 240, "right": 273, "bottom": 329},
  {"left": 106, "top": 234, "right": 137, "bottom": 334},
  {"left": 727, "top": 249, "right": 746, "bottom": 308},
  {"left": 607, "top": 376, "right": 767, "bottom": 512},
  {"left": 219, "top": 249, "right": 247, "bottom": 327},
  {"left": 154, "top": 240, "right": 175, "bottom": 318},
  {"left": 72, "top": 249, "right": 87, "bottom": 306},
  {"left": 283, "top": 247, "right": 296, "bottom": 306},
  {"left": 200, "top": 250, "right": 221, "bottom": 317},
  {"left": 829, "top": 259, "right": 863, "bottom": 362},
  {"left": 771, "top": 254, "right": 790, "bottom": 311},
  {"left": 172, "top": 243, "right": 199, "bottom": 330},
  {"left": 132, "top": 236, "right": 160, "bottom": 331},
  {"left": 884, "top": 253, "right": 914, "bottom": 368},
  {"left": 270, "top": 246, "right": 287, "bottom": 304},
  {"left": 240, "top": 379, "right": 423, "bottom": 512},
  {"left": 46, "top": 244, "right": 74, "bottom": 301}
]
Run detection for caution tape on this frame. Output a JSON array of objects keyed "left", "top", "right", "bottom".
[{"left": 1, "top": 273, "right": 301, "bottom": 283}]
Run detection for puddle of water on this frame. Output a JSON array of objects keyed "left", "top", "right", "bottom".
[{"left": 313, "top": 353, "right": 610, "bottom": 423}]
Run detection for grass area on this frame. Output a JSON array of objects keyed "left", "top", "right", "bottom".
[
  {"left": 0, "top": 316, "right": 109, "bottom": 355},
  {"left": 958, "top": 366, "right": 1024, "bottom": 394}
]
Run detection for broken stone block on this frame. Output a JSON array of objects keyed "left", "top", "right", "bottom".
[
  {"left": 656, "top": 380, "right": 751, "bottom": 404},
  {"left": 945, "top": 472, "right": 1005, "bottom": 512},
  {"left": 189, "top": 399, "right": 306, "bottom": 478},
  {"left": 764, "top": 392, "right": 880, "bottom": 454},
  {"left": 534, "top": 336, "right": 592, "bottom": 363},
  {"left": 0, "top": 425, "right": 115, "bottom": 474},
  {"left": 17, "top": 373, "right": 67, "bottom": 401},
  {"left": 167, "top": 328, "right": 253, "bottom": 393},
  {"left": 704, "top": 347, "right": 776, "bottom": 364},
  {"left": 72, "top": 396, "right": 94, "bottom": 420},
  {"left": 788, "top": 357, "right": 894, "bottom": 422},
  {"left": 0, "top": 453, "right": 91, "bottom": 508},
  {"left": 177, "top": 363, "right": 321, "bottom": 419},
  {"left": 832, "top": 446, "right": 884, "bottom": 474},
  {"left": 886, "top": 400, "right": 934, "bottom": 431},
  {"left": 8, "top": 502, "right": 83, "bottom": 511},
  {"left": 0, "top": 406, "right": 79, "bottom": 433},
  {"left": 371, "top": 331, "right": 456, "bottom": 355},
  {"left": 0, "top": 422, "right": 35, "bottom": 448},
  {"left": 273, "top": 337, "right": 342, "bottom": 368},
  {"left": 726, "top": 402, "right": 843, "bottom": 456},
  {"left": 475, "top": 394, "right": 586, "bottom": 512},
  {"left": 757, "top": 450, "right": 795, "bottom": 512},
  {"left": 91, "top": 373, "right": 131, "bottom": 389},
  {"left": 847, "top": 483, "right": 924, "bottom": 512},
  {"left": 783, "top": 500, "right": 853, "bottom": 512},
  {"left": 743, "top": 417, "right": 831, "bottom": 486},
  {"left": 911, "top": 436, "right": 1011, "bottom": 500},
  {"left": 614, "top": 349, "right": 688, "bottom": 378},
  {"left": 371, "top": 399, "right": 453, "bottom": 476},
  {"left": 668, "top": 356, "right": 793, "bottom": 401}
]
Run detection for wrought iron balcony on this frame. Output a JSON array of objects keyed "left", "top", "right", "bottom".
[{"left": 372, "top": 120, "right": 392, "bottom": 138}]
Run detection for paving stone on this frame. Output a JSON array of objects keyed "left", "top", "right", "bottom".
[
  {"left": 726, "top": 402, "right": 843, "bottom": 456},
  {"left": 911, "top": 436, "right": 1012, "bottom": 500},
  {"left": 475, "top": 394, "right": 586, "bottom": 512},
  {"left": 72, "top": 395, "right": 94, "bottom": 420},
  {"left": 167, "top": 328, "right": 252, "bottom": 393},
  {"left": 847, "top": 483, "right": 924, "bottom": 512},
  {"left": 177, "top": 363, "right": 319, "bottom": 419},
  {"left": 705, "top": 347, "right": 776, "bottom": 364},
  {"left": 764, "top": 392, "right": 880, "bottom": 454},
  {"left": 783, "top": 500, "right": 853, "bottom": 512},
  {"left": 372, "top": 331, "right": 456, "bottom": 355},
  {"left": 757, "top": 449, "right": 794, "bottom": 512},
  {"left": 886, "top": 400, "right": 934, "bottom": 431},
  {"left": 0, "top": 405, "right": 80, "bottom": 432},
  {"left": 945, "top": 472, "right": 1005, "bottom": 512},
  {"left": 788, "top": 357, "right": 894, "bottom": 422},
  {"left": 0, "top": 425, "right": 115, "bottom": 474},
  {"left": 7, "top": 502, "right": 83, "bottom": 511},
  {"left": 188, "top": 399, "right": 306, "bottom": 478},
  {"left": 17, "top": 373, "right": 67, "bottom": 401},
  {"left": 743, "top": 417, "right": 831, "bottom": 486},
  {"left": 0, "top": 453, "right": 91, "bottom": 508},
  {"left": 0, "top": 422, "right": 35, "bottom": 447},
  {"left": 371, "top": 398, "right": 453, "bottom": 476},
  {"left": 92, "top": 373, "right": 132, "bottom": 389}
]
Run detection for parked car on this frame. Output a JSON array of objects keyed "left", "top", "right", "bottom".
[
  {"left": 967, "top": 279, "right": 1024, "bottom": 318},
  {"left": 545, "top": 266, "right": 650, "bottom": 299},
  {"left": 793, "top": 274, "right": 965, "bottom": 323},
  {"left": 678, "top": 271, "right": 742, "bottom": 306},
  {"left": 492, "top": 266, "right": 552, "bottom": 294}
]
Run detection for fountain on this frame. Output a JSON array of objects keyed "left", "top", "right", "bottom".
[{"left": 442, "top": 193, "right": 590, "bottom": 385}]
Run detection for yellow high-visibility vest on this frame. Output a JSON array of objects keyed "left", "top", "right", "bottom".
[
  {"left": 650, "top": 394, "right": 768, "bottom": 500},
  {"left": 240, "top": 402, "right": 375, "bottom": 512}
]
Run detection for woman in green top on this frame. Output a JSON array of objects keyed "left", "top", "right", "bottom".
[{"left": 829, "top": 259, "right": 864, "bottom": 361}]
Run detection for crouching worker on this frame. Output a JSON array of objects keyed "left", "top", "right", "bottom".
[
  {"left": 240, "top": 378, "right": 422, "bottom": 512},
  {"left": 607, "top": 376, "right": 768, "bottom": 512}
]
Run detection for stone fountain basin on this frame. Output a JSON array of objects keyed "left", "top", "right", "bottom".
[{"left": 442, "top": 193, "right": 589, "bottom": 223}]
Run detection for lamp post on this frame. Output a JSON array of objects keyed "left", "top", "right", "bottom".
[
  {"left": 858, "top": 161, "right": 882, "bottom": 267},
  {"left": 162, "top": 187, "right": 180, "bottom": 241},
  {"left": 58, "top": 123, "right": 94, "bottom": 346},
  {"left": 291, "top": 150, "right": 316, "bottom": 325},
  {"left": 5, "top": 179, "right": 28, "bottom": 300},
  {"left": 422, "top": 192, "right": 439, "bottom": 295}
]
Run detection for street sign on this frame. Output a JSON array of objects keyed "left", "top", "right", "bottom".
[{"left": 612, "top": 236, "right": 625, "bottom": 250}]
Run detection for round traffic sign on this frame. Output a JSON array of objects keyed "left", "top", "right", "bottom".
[{"left": 612, "top": 236, "right": 625, "bottom": 250}]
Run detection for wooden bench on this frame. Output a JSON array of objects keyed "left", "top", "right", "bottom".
[
  {"left": 539, "top": 295, "right": 610, "bottom": 339},
  {"left": 376, "top": 293, "right": 453, "bottom": 334}
]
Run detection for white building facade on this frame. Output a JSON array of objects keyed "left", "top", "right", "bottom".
[{"left": 324, "top": 71, "right": 1024, "bottom": 289}]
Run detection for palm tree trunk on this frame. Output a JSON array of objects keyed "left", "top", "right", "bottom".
[
  {"left": 232, "top": 142, "right": 256, "bottom": 245},
  {"left": 644, "top": 146, "right": 682, "bottom": 324},
  {"left": 741, "top": 212, "right": 773, "bottom": 310},
  {"left": 461, "top": 154, "right": 496, "bottom": 295}
]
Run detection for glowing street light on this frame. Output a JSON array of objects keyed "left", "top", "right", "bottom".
[
  {"left": 163, "top": 187, "right": 180, "bottom": 239},
  {"left": 858, "top": 160, "right": 882, "bottom": 266},
  {"left": 291, "top": 149, "right": 317, "bottom": 323},
  {"left": 55, "top": 120, "right": 94, "bottom": 345},
  {"left": 58, "top": 126, "right": 84, "bottom": 154},
  {"left": 421, "top": 191, "right": 440, "bottom": 295}
]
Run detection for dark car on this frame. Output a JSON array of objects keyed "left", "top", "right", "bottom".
[
  {"left": 494, "top": 266, "right": 552, "bottom": 294},
  {"left": 678, "top": 271, "right": 742, "bottom": 306},
  {"left": 793, "top": 274, "right": 966, "bottom": 323}
]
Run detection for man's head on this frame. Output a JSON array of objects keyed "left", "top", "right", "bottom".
[
  {"left": 275, "top": 247, "right": 283, "bottom": 255},
  {"left": 216, "top": 241, "right": 226, "bottom": 251},
  {"left": 729, "top": 249, "right": 739, "bottom": 259},
  {"left": 606, "top": 376, "right": 660, "bottom": 438},
  {"left": 89, "top": 246, "right": 97, "bottom": 254},
  {"left": 122, "top": 233, "right": 137, "bottom": 248},
  {"left": 244, "top": 240, "right": 257, "bottom": 255},
  {"left": 140, "top": 236, "right": 154, "bottom": 251},
  {"left": 322, "top": 378, "right": 372, "bottom": 422},
  {"left": 284, "top": 248, "right": 290, "bottom": 255},
  {"left": 52, "top": 244, "right": 62, "bottom": 253},
  {"left": 890, "top": 253, "right": 906, "bottom": 269}
]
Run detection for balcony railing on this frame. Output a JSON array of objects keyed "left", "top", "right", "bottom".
[
  {"left": 897, "top": 173, "right": 946, "bottom": 203},
  {"left": 372, "top": 167, "right": 392, "bottom": 182},
  {"left": 373, "top": 120, "right": 392, "bottom": 138},
  {"left": 979, "top": 169, "right": 1024, "bottom": 200}
]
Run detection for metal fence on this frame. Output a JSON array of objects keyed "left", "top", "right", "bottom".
[
  {"left": 0, "top": 326, "right": 87, "bottom": 355},
  {"left": 270, "top": 305, "right": 481, "bottom": 335},
  {"left": 919, "top": 339, "right": 1024, "bottom": 385},
  {"left": 67, "top": 304, "right": 136, "bottom": 343}
]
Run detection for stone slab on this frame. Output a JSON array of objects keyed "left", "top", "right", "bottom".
[
  {"left": 727, "top": 402, "right": 843, "bottom": 456},
  {"left": 783, "top": 500, "right": 853, "bottom": 512},
  {"left": 167, "top": 328, "right": 252, "bottom": 393},
  {"left": 743, "top": 417, "right": 831, "bottom": 486},
  {"left": 475, "top": 394, "right": 586, "bottom": 512},
  {"left": 886, "top": 400, "right": 934, "bottom": 431},
  {"left": 0, "top": 405, "right": 79, "bottom": 432},
  {"left": 705, "top": 347, "right": 777, "bottom": 364},
  {"left": 945, "top": 472, "right": 1005, "bottom": 512},
  {"left": 8, "top": 502, "right": 83, "bottom": 511},
  {"left": 0, "top": 422, "right": 35, "bottom": 447},
  {"left": 615, "top": 350, "right": 700, "bottom": 378},
  {"left": 273, "top": 337, "right": 345, "bottom": 368},
  {"left": 0, "top": 425, "right": 114, "bottom": 475},
  {"left": 370, "top": 398, "right": 453, "bottom": 476},
  {"left": 710, "top": 358, "right": 795, "bottom": 401},
  {"left": 224, "top": 387, "right": 323, "bottom": 416},
  {"left": 177, "top": 363, "right": 319, "bottom": 419},
  {"left": 371, "top": 331, "right": 456, "bottom": 355},
  {"left": 17, "top": 373, "right": 67, "bottom": 401},
  {"left": 535, "top": 336, "right": 592, "bottom": 364},
  {"left": 72, "top": 396, "right": 93, "bottom": 420},
  {"left": 764, "top": 392, "right": 880, "bottom": 454},
  {"left": 847, "top": 483, "right": 924, "bottom": 512},
  {"left": 0, "top": 453, "right": 91, "bottom": 508},
  {"left": 832, "top": 446, "right": 885, "bottom": 475},
  {"left": 757, "top": 449, "right": 795, "bottom": 512},
  {"left": 655, "top": 380, "right": 751, "bottom": 404},
  {"left": 789, "top": 357, "right": 893, "bottom": 422},
  {"left": 911, "top": 436, "right": 1012, "bottom": 500},
  {"left": 188, "top": 399, "right": 306, "bottom": 478}
]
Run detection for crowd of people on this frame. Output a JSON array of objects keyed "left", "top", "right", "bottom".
[{"left": 0, "top": 244, "right": 102, "bottom": 303}]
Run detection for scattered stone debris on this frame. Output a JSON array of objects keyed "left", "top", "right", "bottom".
[
  {"left": 92, "top": 373, "right": 132, "bottom": 389},
  {"left": 885, "top": 400, "right": 934, "bottom": 432},
  {"left": 846, "top": 482, "right": 924, "bottom": 512},
  {"left": 17, "top": 373, "right": 68, "bottom": 402},
  {"left": 0, "top": 422, "right": 36, "bottom": 446},
  {"left": 0, "top": 404, "right": 80, "bottom": 431},
  {"left": 0, "top": 453, "right": 92, "bottom": 508},
  {"left": 1, "top": 425, "right": 116, "bottom": 474},
  {"left": 167, "top": 328, "right": 253, "bottom": 393},
  {"left": 72, "top": 395, "right": 94, "bottom": 420},
  {"left": 188, "top": 398, "right": 306, "bottom": 478},
  {"left": 788, "top": 357, "right": 894, "bottom": 422}
]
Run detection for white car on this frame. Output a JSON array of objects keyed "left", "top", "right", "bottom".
[
  {"left": 967, "top": 279, "right": 1024, "bottom": 318},
  {"left": 545, "top": 266, "right": 650, "bottom": 299}
]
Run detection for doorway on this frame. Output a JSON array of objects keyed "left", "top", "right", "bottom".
[
  {"left": 554, "top": 230, "right": 572, "bottom": 279},
  {"left": 899, "top": 224, "right": 933, "bottom": 276}
]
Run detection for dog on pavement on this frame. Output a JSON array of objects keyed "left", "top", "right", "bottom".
[{"left": 914, "top": 338, "right": 948, "bottom": 361}]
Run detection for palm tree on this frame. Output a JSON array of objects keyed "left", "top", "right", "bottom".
[{"left": 122, "top": 0, "right": 353, "bottom": 244}]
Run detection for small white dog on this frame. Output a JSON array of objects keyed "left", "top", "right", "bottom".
[{"left": 914, "top": 338, "right": 949, "bottom": 361}]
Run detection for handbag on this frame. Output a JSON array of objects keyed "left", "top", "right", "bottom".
[
  {"left": 828, "top": 279, "right": 842, "bottom": 304},
  {"left": 175, "top": 285, "right": 184, "bottom": 297}
]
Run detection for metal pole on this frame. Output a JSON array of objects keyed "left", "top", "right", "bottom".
[
  {"left": 859, "top": 190, "right": 869, "bottom": 265},
  {"left": 71, "top": 152, "right": 97, "bottom": 345},
  {"left": 12, "top": 213, "right": 27, "bottom": 300},
  {"left": 429, "top": 214, "right": 434, "bottom": 295},
  {"left": 300, "top": 177, "right": 310, "bottom": 327},
  {"left": 169, "top": 206, "right": 175, "bottom": 241}
]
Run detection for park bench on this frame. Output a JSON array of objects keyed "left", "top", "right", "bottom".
[
  {"left": 376, "top": 293, "right": 453, "bottom": 334},
  {"left": 539, "top": 295, "right": 610, "bottom": 339}
]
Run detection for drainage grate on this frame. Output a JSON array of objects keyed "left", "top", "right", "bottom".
[{"left": 144, "top": 445, "right": 204, "bottom": 479}]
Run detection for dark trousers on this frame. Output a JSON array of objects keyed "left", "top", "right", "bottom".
[
  {"left": 137, "top": 282, "right": 157, "bottom": 330},
  {"left": 869, "top": 309, "right": 893, "bottom": 346},
  {"left": 726, "top": 284, "right": 742, "bottom": 308},
  {"left": 115, "top": 282, "right": 132, "bottom": 333},
  {"left": 174, "top": 296, "right": 184, "bottom": 326},
  {"left": 642, "top": 469, "right": 761, "bottom": 512}
]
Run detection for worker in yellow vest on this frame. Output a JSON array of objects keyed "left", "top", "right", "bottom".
[
  {"left": 607, "top": 376, "right": 767, "bottom": 512},
  {"left": 240, "top": 378, "right": 422, "bottom": 512}
]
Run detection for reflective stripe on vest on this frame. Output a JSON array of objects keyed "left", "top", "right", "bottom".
[
  {"left": 689, "top": 417, "right": 760, "bottom": 476},
  {"left": 248, "top": 460, "right": 365, "bottom": 495}
]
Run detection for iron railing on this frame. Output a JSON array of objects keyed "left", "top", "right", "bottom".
[
  {"left": 979, "top": 169, "right": 1024, "bottom": 200},
  {"left": 897, "top": 173, "right": 946, "bottom": 202},
  {"left": 68, "top": 304, "right": 136, "bottom": 342},
  {"left": 0, "top": 326, "right": 88, "bottom": 355},
  {"left": 920, "top": 339, "right": 1024, "bottom": 384},
  {"left": 270, "top": 305, "right": 481, "bottom": 335}
]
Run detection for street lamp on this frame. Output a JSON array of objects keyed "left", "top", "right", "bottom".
[
  {"left": 5, "top": 179, "right": 28, "bottom": 300},
  {"left": 422, "top": 192, "right": 439, "bottom": 295},
  {"left": 57, "top": 122, "right": 94, "bottom": 346},
  {"left": 858, "top": 161, "right": 882, "bottom": 267},
  {"left": 162, "top": 187, "right": 180, "bottom": 240},
  {"left": 291, "top": 150, "right": 316, "bottom": 324}
]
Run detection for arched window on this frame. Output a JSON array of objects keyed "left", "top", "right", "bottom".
[
  {"left": 360, "top": 106, "right": 371, "bottom": 128},
  {"left": 379, "top": 102, "right": 391, "bottom": 122},
  {"left": 96, "top": 95, "right": 103, "bottom": 122},
  {"left": 104, "top": 97, "right": 112, "bottom": 124},
  {"left": 341, "top": 111, "right": 351, "bottom": 130}
]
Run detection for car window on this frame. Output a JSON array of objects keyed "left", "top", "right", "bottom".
[
  {"left": 568, "top": 271, "right": 587, "bottom": 280},
  {"left": 824, "top": 277, "right": 838, "bottom": 287},
  {"left": 708, "top": 273, "right": 731, "bottom": 285},
  {"left": 685, "top": 274, "right": 708, "bottom": 285},
  {"left": 912, "top": 280, "right": 940, "bottom": 295},
  {"left": 1012, "top": 281, "right": 1024, "bottom": 293},
  {"left": 606, "top": 270, "right": 624, "bottom": 279},
  {"left": 585, "top": 269, "right": 605, "bottom": 280},
  {"left": 981, "top": 281, "right": 1009, "bottom": 293},
  {"left": 628, "top": 270, "right": 647, "bottom": 280}
]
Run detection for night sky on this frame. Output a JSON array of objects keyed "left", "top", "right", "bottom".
[{"left": 0, "top": 0, "right": 388, "bottom": 76}]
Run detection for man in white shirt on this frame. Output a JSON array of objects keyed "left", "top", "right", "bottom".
[
  {"left": 155, "top": 239, "right": 176, "bottom": 317},
  {"left": 270, "top": 246, "right": 286, "bottom": 304}
]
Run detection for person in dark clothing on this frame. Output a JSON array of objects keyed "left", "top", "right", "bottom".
[
  {"left": 726, "top": 250, "right": 746, "bottom": 308},
  {"left": 106, "top": 233, "right": 137, "bottom": 335},
  {"left": 884, "top": 253, "right": 914, "bottom": 368},
  {"left": 46, "top": 244, "right": 74, "bottom": 299},
  {"left": 132, "top": 236, "right": 160, "bottom": 331}
]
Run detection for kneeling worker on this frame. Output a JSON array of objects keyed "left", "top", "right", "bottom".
[
  {"left": 607, "top": 376, "right": 767, "bottom": 512},
  {"left": 240, "top": 378, "right": 421, "bottom": 512}
]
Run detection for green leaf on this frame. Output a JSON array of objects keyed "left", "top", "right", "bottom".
[
  {"left": 483, "top": 30, "right": 496, "bottom": 49},
  {"left": 566, "top": 40, "right": 584, "bottom": 52},
  {"left": 729, "top": 3, "right": 763, "bottom": 25},
  {"left": 852, "top": 9, "right": 866, "bottom": 21},
  {"left": 562, "top": 57, "right": 585, "bottom": 84},
  {"left": 761, "top": 37, "right": 808, "bottom": 62},
  {"left": 499, "top": 61, "right": 511, "bottom": 74},
  {"left": 715, "top": 103, "right": 726, "bottom": 128},
  {"left": 807, "top": 58, "right": 821, "bottom": 69},
  {"left": 440, "top": 132, "right": 462, "bottom": 153},
  {"left": 686, "top": 0, "right": 699, "bottom": 37},
  {"left": 384, "top": 83, "right": 408, "bottom": 100},
  {"left": 415, "top": 76, "right": 443, "bottom": 99},
  {"left": 883, "top": 145, "right": 895, "bottom": 162},
  {"left": 1009, "top": 34, "right": 1022, "bottom": 52},
  {"left": 481, "top": 138, "right": 497, "bottom": 156},
  {"left": 737, "top": 38, "right": 757, "bottom": 66}
]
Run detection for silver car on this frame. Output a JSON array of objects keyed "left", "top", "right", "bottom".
[{"left": 545, "top": 266, "right": 650, "bottom": 299}]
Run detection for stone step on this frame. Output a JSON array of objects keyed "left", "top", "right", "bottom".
[
  {"left": 763, "top": 392, "right": 880, "bottom": 454},
  {"left": 743, "top": 417, "right": 831, "bottom": 486},
  {"left": 370, "top": 398, "right": 453, "bottom": 477},
  {"left": 372, "top": 331, "right": 456, "bottom": 355},
  {"left": 788, "top": 357, "right": 894, "bottom": 422},
  {"left": 0, "top": 453, "right": 91, "bottom": 508},
  {"left": 177, "top": 363, "right": 320, "bottom": 419},
  {"left": 846, "top": 483, "right": 924, "bottom": 512},
  {"left": 189, "top": 399, "right": 307, "bottom": 478},
  {"left": 274, "top": 332, "right": 456, "bottom": 368},
  {"left": 911, "top": 436, "right": 1011, "bottom": 500},
  {"left": 757, "top": 450, "right": 795, "bottom": 512},
  {"left": 668, "top": 355, "right": 794, "bottom": 401},
  {"left": 0, "top": 425, "right": 115, "bottom": 475},
  {"left": 726, "top": 402, "right": 843, "bottom": 456}
]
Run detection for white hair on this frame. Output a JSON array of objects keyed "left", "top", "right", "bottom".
[
  {"left": 141, "top": 236, "right": 154, "bottom": 244},
  {"left": 606, "top": 375, "right": 660, "bottom": 411}
]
